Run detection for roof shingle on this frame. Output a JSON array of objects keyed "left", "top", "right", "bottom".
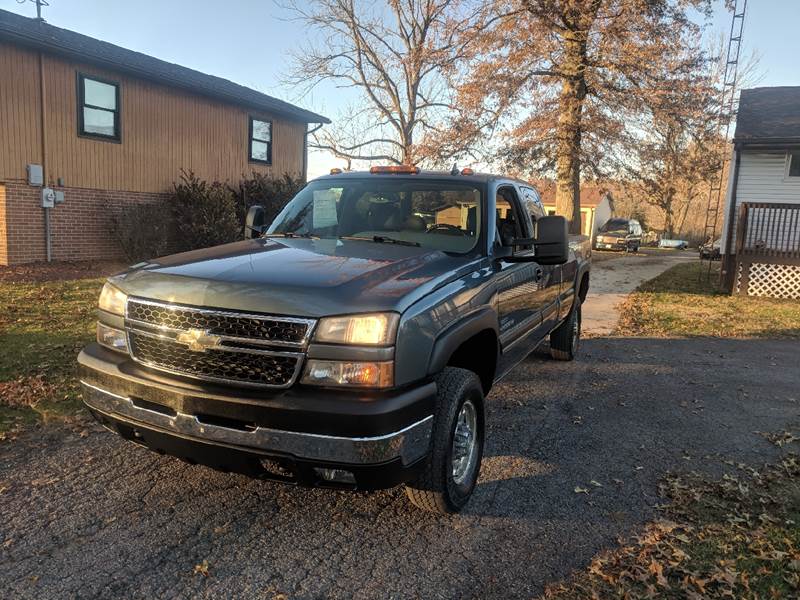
[
  {"left": 0, "top": 8, "right": 329, "bottom": 124},
  {"left": 734, "top": 87, "right": 800, "bottom": 144}
]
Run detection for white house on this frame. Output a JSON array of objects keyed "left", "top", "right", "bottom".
[{"left": 720, "top": 87, "right": 800, "bottom": 298}]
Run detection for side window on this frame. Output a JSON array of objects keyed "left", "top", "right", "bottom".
[
  {"left": 520, "top": 186, "right": 545, "bottom": 221},
  {"left": 788, "top": 152, "right": 800, "bottom": 178},
  {"left": 495, "top": 186, "right": 531, "bottom": 246},
  {"left": 249, "top": 117, "right": 272, "bottom": 164},
  {"left": 78, "top": 73, "right": 120, "bottom": 141}
]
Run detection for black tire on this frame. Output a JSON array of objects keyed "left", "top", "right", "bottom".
[
  {"left": 550, "top": 302, "right": 581, "bottom": 361},
  {"left": 405, "top": 367, "right": 485, "bottom": 513}
]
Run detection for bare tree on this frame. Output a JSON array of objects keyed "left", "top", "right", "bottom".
[
  {"left": 284, "top": 0, "right": 497, "bottom": 167},
  {"left": 619, "top": 38, "right": 762, "bottom": 239},
  {"left": 450, "top": 0, "right": 715, "bottom": 233}
]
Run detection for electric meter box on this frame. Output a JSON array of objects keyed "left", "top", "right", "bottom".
[{"left": 41, "top": 187, "right": 55, "bottom": 208}]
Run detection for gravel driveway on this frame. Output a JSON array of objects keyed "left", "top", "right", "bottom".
[{"left": 2, "top": 337, "right": 797, "bottom": 599}]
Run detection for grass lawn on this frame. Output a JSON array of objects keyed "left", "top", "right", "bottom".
[
  {"left": 0, "top": 275, "right": 105, "bottom": 436},
  {"left": 617, "top": 261, "right": 800, "bottom": 338}
]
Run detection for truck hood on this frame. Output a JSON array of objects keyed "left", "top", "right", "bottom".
[{"left": 111, "top": 238, "right": 478, "bottom": 317}]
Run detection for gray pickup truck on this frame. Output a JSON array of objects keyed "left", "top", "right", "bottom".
[{"left": 78, "top": 167, "right": 590, "bottom": 513}]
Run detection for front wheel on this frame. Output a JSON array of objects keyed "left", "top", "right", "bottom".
[
  {"left": 405, "top": 367, "right": 485, "bottom": 513},
  {"left": 550, "top": 302, "right": 581, "bottom": 361}
]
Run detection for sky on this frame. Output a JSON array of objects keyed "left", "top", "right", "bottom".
[{"left": 3, "top": 0, "right": 799, "bottom": 177}]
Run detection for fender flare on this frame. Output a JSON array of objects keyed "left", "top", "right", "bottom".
[
  {"left": 576, "top": 261, "right": 591, "bottom": 302},
  {"left": 426, "top": 307, "right": 499, "bottom": 376}
]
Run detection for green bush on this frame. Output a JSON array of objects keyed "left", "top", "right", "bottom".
[
  {"left": 171, "top": 170, "right": 241, "bottom": 252},
  {"left": 110, "top": 171, "right": 305, "bottom": 260},
  {"left": 233, "top": 172, "right": 305, "bottom": 228},
  {"left": 110, "top": 200, "right": 173, "bottom": 263}
]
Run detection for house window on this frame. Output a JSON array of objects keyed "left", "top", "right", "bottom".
[
  {"left": 249, "top": 117, "right": 272, "bottom": 164},
  {"left": 789, "top": 152, "right": 800, "bottom": 178},
  {"left": 78, "top": 74, "right": 120, "bottom": 141}
]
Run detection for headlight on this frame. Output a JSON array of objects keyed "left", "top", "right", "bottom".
[
  {"left": 314, "top": 313, "right": 398, "bottom": 346},
  {"left": 97, "top": 322, "right": 128, "bottom": 353},
  {"left": 98, "top": 283, "right": 127, "bottom": 315},
  {"left": 301, "top": 360, "right": 393, "bottom": 388}
]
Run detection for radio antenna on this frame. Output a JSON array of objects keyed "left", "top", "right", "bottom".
[{"left": 17, "top": 0, "right": 50, "bottom": 22}]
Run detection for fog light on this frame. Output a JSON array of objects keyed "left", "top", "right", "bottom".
[
  {"left": 301, "top": 359, "right": 393, "bottom": 388},
  {"left": 314, "top": 468, "right": 356, "bottom": 485},
  {"left": 97, "top": 322, "right": 128, "bottom": 353}
]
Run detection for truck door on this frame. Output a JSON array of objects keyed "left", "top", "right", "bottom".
[
  {"left": 493, "top": 185, "right": 551, "bottom": 360},
  {"left": 520, "top": 186, "right": 560, "bottom": 332}
]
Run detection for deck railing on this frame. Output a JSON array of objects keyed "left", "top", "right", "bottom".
[
  {"left": 733, "top": 202, "right": 800, "bottom": 298},
  {"left": 735, "top": 202, "right": 800, "bottom": 258}
]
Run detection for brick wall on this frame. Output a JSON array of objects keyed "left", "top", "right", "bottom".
[
  {"left": 0, "top": 184, "right": 7, "bottom": 265},
  {"left": 1, "top": 181, "right": 168, "bottom": 265}
]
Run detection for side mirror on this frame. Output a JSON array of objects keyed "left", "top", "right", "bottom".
[
  {"left": 533, "top": 215, "right": 568, "bottom": 265},
  {"left": 244, "top": 205, "right": 266, "bottom": 239}
]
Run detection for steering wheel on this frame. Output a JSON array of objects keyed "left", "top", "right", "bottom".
[{"left": 426, "top": 223, "right": 467, "bottom": 236}]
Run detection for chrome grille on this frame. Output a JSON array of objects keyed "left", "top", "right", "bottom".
[
  {"left": 127, "top": 299, "right": 311, "bottom": 346},
  {"left": 125, "top": 298, "right": 315, "bottom": 388},
  {"left": 128, "top": 332, "right": 300, "bottom": 387}
]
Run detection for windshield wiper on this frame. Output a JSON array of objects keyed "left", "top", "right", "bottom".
[
  {"left": 264, "top": 232, "right": 318, "bottom": 239},
  {"left": 340, "top": 235, "right": 420, "bottom": 247}
]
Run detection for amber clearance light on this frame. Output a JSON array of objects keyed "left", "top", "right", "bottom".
[{"left": 369, "top": 165, "right": 420, "bottom": 174}]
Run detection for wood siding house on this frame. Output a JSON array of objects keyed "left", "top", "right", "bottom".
[
  {"left": 0, "top": 9, "right": 328, "bottom": 265},
  {"left": 538, "top": 182, "right": 614, "bottom": 244},
  {"left": 720, "top": 87, "right": 800, "bottom": 298}
]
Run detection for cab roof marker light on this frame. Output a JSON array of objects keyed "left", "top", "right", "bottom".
[
  {"left": 460, "top": 167, "right": 475, "bottom": 175},
  {"left": 369, "top": 165, "right": 420, "bottom": 174},
  {"left": 330, "top": 168, "right": 343, "bottom": 175}
]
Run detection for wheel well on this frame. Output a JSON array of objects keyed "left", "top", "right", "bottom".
[
  {"left": 578, "top": 272, "right": 589, "bottom": 303},
  {"left": 445, "top": 329, "right": 498, "bottom": 395}
]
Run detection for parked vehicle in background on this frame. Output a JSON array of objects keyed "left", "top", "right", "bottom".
[
  {"left": 699, "top": 238, "right": 721, "bottom": 260},
  {"left": 78, "top": 167, "right": 591, "bottom": 514},
  {"left": 594, "top": 218, "right": 643, "bottom": 252},
  {"left": 659, "top": 238, "right": 689, "bottom": 250}
]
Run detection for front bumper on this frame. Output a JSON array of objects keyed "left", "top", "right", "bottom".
[{"left": 78, "top": 343, "right": 435, "bottom": 489}]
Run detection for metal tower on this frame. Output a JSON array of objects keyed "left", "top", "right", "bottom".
[{"left": 700, "top": 0, "right": 747, "bottom": 281}]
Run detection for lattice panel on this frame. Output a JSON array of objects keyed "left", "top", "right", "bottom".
[{"left": 737, "top": 262, "right": 800, "bottom": 299}]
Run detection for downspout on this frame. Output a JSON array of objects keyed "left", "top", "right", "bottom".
[
  {"left": 721, "top": 147, "right": 742, "bottom": 289},
  {"left": 38, "top": 49, "right": 51, "bottom": 262},
  {"left": 303, "top": 122, "right": 324, "bottom": 182}
]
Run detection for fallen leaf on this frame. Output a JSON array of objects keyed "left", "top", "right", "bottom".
[{"left": 194, "top": 559, "right": 210, "bottom": 577}]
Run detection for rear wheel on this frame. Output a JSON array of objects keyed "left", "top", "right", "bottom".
[
  {"left": 550, "top": 302, "right": 581, "bottom": 361},
  {"left": 405, "top": 367, "right": 485, "bottom": 513}
]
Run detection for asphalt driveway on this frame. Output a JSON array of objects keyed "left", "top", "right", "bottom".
[{"left": 1, "top": 337, "right": 798, "bottom": 599}]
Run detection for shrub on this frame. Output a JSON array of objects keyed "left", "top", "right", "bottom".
[
  {"left": 170, "top": 170, "right": 241, "bottom": 252},
  {"left": 233, "top": 172, "right": 305, "bottom": 228},
  {"left": 110, "top": 171, "right": 305, "bottom": 260},
  {"left": 110, "top": 200, "right": 173, "bottom": 263}
]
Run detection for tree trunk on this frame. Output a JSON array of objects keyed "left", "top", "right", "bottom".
[
  {"left": 663, "top": 201, "right": 675, "bottom": 238},
  {"left": 555, "top": 36, "right": 589, "bottom": 235}
]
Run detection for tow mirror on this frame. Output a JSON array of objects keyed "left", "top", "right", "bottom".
[
  {"left": 533, "top": 215, "right": 568, "bottom": 265},
  {"left": 244, "top": 205, "right": 266, "bottom": 239}
]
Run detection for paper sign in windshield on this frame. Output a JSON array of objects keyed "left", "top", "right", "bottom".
[{"left": 313, "top": 190, "right": 338, "bottom": 228}]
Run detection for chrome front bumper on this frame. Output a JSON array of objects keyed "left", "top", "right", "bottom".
[{"left": 81, "top": 380, "right": 433, "bottom": 466}]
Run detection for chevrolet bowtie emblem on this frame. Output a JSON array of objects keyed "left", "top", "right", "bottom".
[{"left": 175, "top": 328, "right": 222, "bottom": 352}]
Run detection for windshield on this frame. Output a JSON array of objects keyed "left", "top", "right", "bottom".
[
  {"left": 267, "top": 178, "right": 483, "bottom": 254},
  {"left": 600, "top": 219, "right": 630, "bottom": 233}
]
